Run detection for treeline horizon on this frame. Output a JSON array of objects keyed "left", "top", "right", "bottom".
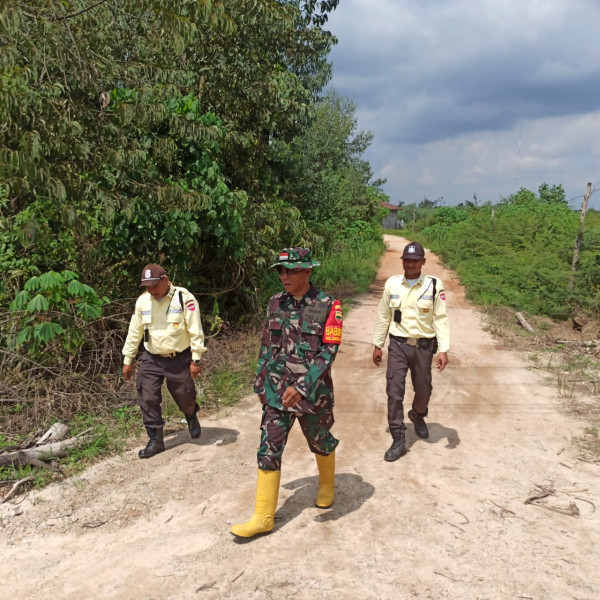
[{"left": 407, "top": 183, "right": 600, "bottom": 321}]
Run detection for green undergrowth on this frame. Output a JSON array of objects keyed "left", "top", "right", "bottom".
[{"left": 0, "top": 241, "right": 385, "bottom": 497}]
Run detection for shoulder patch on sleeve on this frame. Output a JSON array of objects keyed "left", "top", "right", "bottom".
[{"left": 322, "top": 300, "right": 343, "bottom": 344}]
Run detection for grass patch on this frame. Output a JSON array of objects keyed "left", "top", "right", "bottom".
[
  {"left": 197, "top": 328, "right": 259, "bottom": 411},
  {"left": 313, "top": 237, "right": 386, "bottom": 300},
  {"left": 0, "top": 402, "right": 144, "bottom": 492}
]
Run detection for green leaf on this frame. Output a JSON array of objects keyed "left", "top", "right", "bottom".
[
  {"left": 62, "top": 270, "right": 79, "bottom": 281},
  {"left": 76, "top": 302, "right": 102, "bottom": 320},
  {"left": 38, "top": 271, "right": 65, "bottom": 290},
  {"left": 16, "top": 326, "right": 33, "bottom": 347},
  {"left": 67, "top": 279, "right": 86, "bottom": 296},
  {"left": 33, "top": 322, "right": 63, "bottom": 344},
  {"left": 26, "top": 294, "right": 50, "bottom": 313},
  {"left": 10, "top": 290, "right": 30, "bottom": 311},
  {"left": 24, "top": 276, "right": 41, "bottom": 292}
]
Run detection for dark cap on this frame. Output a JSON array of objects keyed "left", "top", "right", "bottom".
[
  {"left": 270, "top": 247, "right": 321, "bottom": 269},
  {"left": 140, "top": 263, "right": 167, "bottom": 286},
  {"left": 401, "top": 242, "right": 425, "bottom": 259}
]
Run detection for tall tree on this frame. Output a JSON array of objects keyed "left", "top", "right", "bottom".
[{"left": 0, "top": 0, "right": 341, "bottom": 309}]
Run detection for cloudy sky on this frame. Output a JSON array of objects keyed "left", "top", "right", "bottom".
[{"left": 325, "top": 0, "right": 600, "bottom": 209}]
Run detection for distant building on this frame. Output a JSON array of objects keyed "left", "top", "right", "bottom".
[{"left": 380, "top": 201, "right": 403, "bottom": 229}]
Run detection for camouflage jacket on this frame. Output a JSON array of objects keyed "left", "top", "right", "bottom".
[{"left": 254, "top": 284, "right": 342, "bottom": 414}]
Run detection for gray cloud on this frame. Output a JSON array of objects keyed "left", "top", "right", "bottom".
[{"left": 325, "top": 0, "right": 600, "bottom": 207}]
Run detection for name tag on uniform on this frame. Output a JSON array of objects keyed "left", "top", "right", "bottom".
[
  {"left": 167, "top": 308, "right": 183, "bottom": 314},
  {"left": 304, "top": 305, "right": 328, "bottom": 323},
  {"left": 390, "top": 294, "right": 400, "bottom": 299},
  {"left": 420, "top": 295, "right": 433, "bottom": 300},
  {"left": 269, "top": 311, "right": 285, "bottom": 320}
]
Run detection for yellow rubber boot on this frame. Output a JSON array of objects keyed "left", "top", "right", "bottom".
[
  {"left": 315, "top": 450, "right": 335, "bottom": 508},
  {"left": 231, "top": 469, "right": 281, "bottom": 538}
]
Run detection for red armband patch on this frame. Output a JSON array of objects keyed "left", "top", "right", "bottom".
[{"left": 322, "top": 300, "right": 343, "bottom": 344}]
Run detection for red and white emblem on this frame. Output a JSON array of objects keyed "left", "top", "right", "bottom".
[{"left": 440, "top": 292, "right": 446, "bottom": 301}]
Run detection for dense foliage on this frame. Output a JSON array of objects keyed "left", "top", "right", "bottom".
[
  {"left": 0, "top": 0, "right": 387, "bottom": 438},
  {"left": 410, "top": 185, "right": 600, "bottom": 319},
  {"left": 1, "top": 1, "right": 385, "bottom": 341}
]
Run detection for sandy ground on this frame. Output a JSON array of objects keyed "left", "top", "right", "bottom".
[{"left": 1, "top": 235, "right": 599, "bottom": 600}]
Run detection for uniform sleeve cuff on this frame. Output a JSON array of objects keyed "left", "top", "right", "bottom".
[{"left": 123, "top": 356, "right": 134, "bottom": 366}]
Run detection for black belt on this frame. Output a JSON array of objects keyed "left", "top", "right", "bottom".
[
  {"left": 148, "top": 347, "right": 190, "bottom": 359},
  {"left": 390, "top": 335, "right": 436, "bottom": 351}
]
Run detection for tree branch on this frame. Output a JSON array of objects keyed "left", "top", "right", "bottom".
[{"left": 56, "top": 0, "right": 110, "bottom": 21}]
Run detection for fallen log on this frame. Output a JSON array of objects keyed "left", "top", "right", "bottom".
[
  {"left": 556, "top": 340, "right": 598, "bottom": 347},
  {"left": 36, "top": 422, "right": 69, "bottom": 446},
  {"left": 0, "top": 433, "right": 95, "bottom": 469},
  {"left": 515, "top": 312, "right": 535, "bottom": 333}
]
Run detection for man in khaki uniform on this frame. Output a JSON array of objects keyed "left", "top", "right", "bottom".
[
  {"left": 372, "top": 242, "right": 450, "bottom": 461},
  {"left": 122, "top": 264, "right": 206, "bottom": 458}
]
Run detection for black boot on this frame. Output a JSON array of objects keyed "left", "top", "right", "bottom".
[
  {"left": 185, "top": 413, "right": 201, "bottom": 439},
  {"left": 138, "top": 427, "right": 165, "bottom": 458},
  {"left": 408, "top": 409, "right": 429, "bottom": 439},
  {"left": 384, "top": 426, "right": 407, "bottom": 462}
]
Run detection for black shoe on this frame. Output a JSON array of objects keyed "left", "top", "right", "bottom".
[
  {"left": 185, "top": 414, "right": 201, "bottom": 439},
  {"left": 139, "top": 427, "right": 165, "bottom": 458},
  {"left": 384, "top": 428, "right": 406, "bottom": 462},
  {"left": 408, "top": 409, "right": 429, "bottom": 439}
]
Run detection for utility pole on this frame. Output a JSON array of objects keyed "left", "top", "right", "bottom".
[{"left": 569, "top": 182, "right": 592, "bottom": 290}]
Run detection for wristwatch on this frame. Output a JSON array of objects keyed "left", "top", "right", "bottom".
[{"left": 192, "top": 359, "right": 202, "bottom": 365}]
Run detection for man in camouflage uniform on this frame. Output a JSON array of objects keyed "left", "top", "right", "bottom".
[{"left": 231, "top": 248, "right": 343, "bottom": 538}]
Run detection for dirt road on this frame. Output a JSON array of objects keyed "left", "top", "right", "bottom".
[{"left": 1, "top": 236, "right": 599, "bottom": 599}]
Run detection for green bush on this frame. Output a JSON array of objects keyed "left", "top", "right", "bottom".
[
  {"left": 416, "top": 185, "right": 600, "bottom": 319},
  {"left": 7, "top": 270, "right": 109, "bottom": 359}
]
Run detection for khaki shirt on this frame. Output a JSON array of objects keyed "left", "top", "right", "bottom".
[
  {"left": 122, "top": 284, "right": 206, "bottom": 365},
  {"left": 373, "top": 273, "right": 450, "bottom": 352}
]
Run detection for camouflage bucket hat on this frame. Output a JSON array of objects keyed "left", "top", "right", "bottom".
[{"left": 270, "top": 247, "right": 321, "bottom": 269}]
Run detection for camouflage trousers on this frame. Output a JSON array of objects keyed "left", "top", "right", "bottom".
[{"left": 257, "top": 404, "right": 339, "bottom": 471}]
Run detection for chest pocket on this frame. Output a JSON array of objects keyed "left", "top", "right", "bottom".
[
  {"left": 298, "top": 319, "right": 324, "bottom": 358},
  {"left": 417, "top": 279, "right": 437, "bottom": 313},
  {"left": 166, "top": 290, "right": 185, "bottom": 325},
  {"left": 388, "top": 293, "right": 402, "bottom": 309},
  {"left": 268, "top": 319, "right": 284, "bottom": 348},
  {"left": 140, "top": 310, "right": 152, "bottom": 325},
  {"left": 417, "top": 298, "right": 434, "bottom": 317},
  {"left": 166, "top": 308, "right": 184, "bottom": 325}
]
